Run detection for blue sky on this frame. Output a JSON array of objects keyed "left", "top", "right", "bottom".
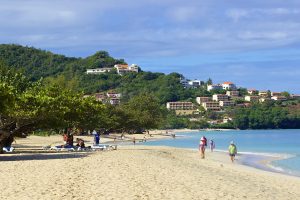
[{"left": 1, "top": 0, "right": 300, "bottom": 93}]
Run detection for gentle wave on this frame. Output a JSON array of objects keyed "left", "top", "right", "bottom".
[{"left": 214, "top": 149, "right": 294, "bottom": 159}]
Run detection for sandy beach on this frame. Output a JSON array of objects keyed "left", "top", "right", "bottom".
[{"left": 1, "top": 135, "right": 300, "bottom": 200}]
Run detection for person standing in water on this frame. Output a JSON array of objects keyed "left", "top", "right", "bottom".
[
  {"left": 209, "top": 139, "right": 215, "bottom": 152},
  {"left": 199, "top": 136, "right": 207, "bottom": 159},
  {"left": 228, "top": 141, "right": 237, "bottom": 163}
]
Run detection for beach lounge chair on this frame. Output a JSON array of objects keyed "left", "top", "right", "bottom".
[
  {"left": 91, "top": 144, "right": 117, "bottom": 151},
  {"left": 50, "top": 145, "right": 75, "bottom": 152}
]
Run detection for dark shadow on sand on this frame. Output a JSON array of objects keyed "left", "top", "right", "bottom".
[{"left": 0, "top": 152, "right": 90, "bottom": 162}]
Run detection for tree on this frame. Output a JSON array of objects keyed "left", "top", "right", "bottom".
[
  {"left": 121, "top": 93, "right": 166, "bottom": 132},
  {"left": 0, "top": 64, "right": 109, "bottom": 152},
  {"left": 207, "top": 78, "right": 213, "bottom": 85},
  {"left": 282, "top": 91, "right": 290, "bottom": 98}
]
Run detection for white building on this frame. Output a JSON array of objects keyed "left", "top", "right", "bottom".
[
  {"left": 259, "top": 91, "right": 268, "bottom": 97},
  {"left": 109, "top": 98, "right": 121, "bottom": 105},
  {"left": 114, "top": 64, "right": 139, "bottom": 75},
  {"left": 222, "top": 82, "right": 237, "bottom": 90},
  {"left": 259, "top": 97, "right": 271, "bottom": 103},
  {"left": 291, "top": 94, "right": 300, "bottom": 100},
  {"left": 86, "top": 68, "right": 112, "bottom": 74},
  {"left": 188, "top": 80, "right": 204, "bottom": 88},
  {"left": 223, "top": 117, "right": 232, "bottom": 123},
  {"left": 212, "top": 94, "right": 229, "bottom": 102},
  {"left": 219, "top": 101, "right": 235, "bottom": 107},
  {"left": 245, "top": 95, "right": 260, "bottom": 102},
  {"left": 180, "top": 78, "right": 190, "bottom": 88},
  {"left": 271, "top": 96, "right": 287, "bottom": 101},
  {"left": 166, "top": 102, "right": 195, "bottom": 110},
  {"left": 247, "top": 89, "right": 258, "bottom": 95},
  {"left": 202, "top": 102, "right": 221, "bottom": 111},
  {"left": 196, "top": 97, "right": 212, "bottom": 104},
  {"left": 226, "top": 90, "right": 239, "bottom": 97},
  {"left": 107, "top": 92, "right": 121, "bottom": 98},
  {"left": 207, "top": 84, "right": 223, "bottom": 91},
  {"left": 271, "top": 92, "right": 282, "bottom": 97}
]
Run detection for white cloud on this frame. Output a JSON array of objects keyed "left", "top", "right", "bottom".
[
  {"left": 226, "top": 9, "right": 248, "bottom": 22},
  {"left": 226, "top": 7, "right": 300, "bottom": 22},
  {"left": 1, "top": 0, "right": 300, "bottom": 59},
  {"left": 166, "top": 6, "right": 200, "bottom": 22},
  {"left": 238, "top": 31, "right": 288, "bottom": 40}
]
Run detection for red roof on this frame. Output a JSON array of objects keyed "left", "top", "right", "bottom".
[
  {"left": 115, "top": 64, "right": 128, "bottom": 68},
  {"left": 223, "top": 81, "right": 234, "bottom": 84}
]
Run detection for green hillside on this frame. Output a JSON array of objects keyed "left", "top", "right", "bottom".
[
  {"left": 1, "top": 44, "right": 300, "bottom": 130},
  {"left": 0, "top": 44, "right": 206, "bottom": 104}
]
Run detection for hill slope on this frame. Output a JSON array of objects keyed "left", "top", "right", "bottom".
[{"left": 0, "top": 44, "right": 202, "bottom": 103}]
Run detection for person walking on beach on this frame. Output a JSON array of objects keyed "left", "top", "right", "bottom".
[
  {"left": 228, "top": 141, "right": 237, "bottom": 163},
  {"left": 199, "top": 136, "right": 207, "bottom": 159},
  {"left": 209, "top": 139, "right": 215, "bottom": 152}
]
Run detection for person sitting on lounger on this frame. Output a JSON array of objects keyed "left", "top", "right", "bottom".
[{"left": 76, "top": 138, "right": 85, "bottom": 150}]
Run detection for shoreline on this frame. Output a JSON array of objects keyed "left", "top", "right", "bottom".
[
  {"left": 7, "top": 131, "right": 300, "bottom": 178},
  {"left": 2, "top": 137, "right": 300, "bottom": 199},
  {"left": 141, "top": 131, "right": 300, "bottom": 178},
  {"left": 230, "top": 151, "right": 298, "bottom": 177}
]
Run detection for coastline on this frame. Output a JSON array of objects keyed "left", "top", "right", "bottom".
[
  {"left": 1, "top": 140, "right": 300, "bottom": 199},
  {"left": 145, "top": 130, "right": 300, "bottom": 178},
  {"left": 217, "top": 150, "right": 299, "bottom": 177},
  {"left": 11, "top": 133, "right": 299, "bottom": 178}
]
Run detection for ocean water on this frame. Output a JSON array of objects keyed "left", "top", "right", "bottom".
[{"left": 143, "top": 129, "right": 300, "bottom": 176}]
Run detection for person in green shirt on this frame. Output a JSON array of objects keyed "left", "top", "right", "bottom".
[{"left": 228, "top": 141, "right": 237, "bottom": 163}]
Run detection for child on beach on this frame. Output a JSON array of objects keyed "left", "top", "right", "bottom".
[
  {"left": 228, "top": 141, "right": 237, "bottom": 163},
  {"left": 199, "top": 136, "right": 207, "bottom": 159}
]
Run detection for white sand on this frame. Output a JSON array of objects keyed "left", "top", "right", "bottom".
[{"left": 1, "top": 136, "right": 300, "bottom": 200}]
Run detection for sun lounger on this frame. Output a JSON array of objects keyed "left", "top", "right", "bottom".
[
  {"left": 50, "top": 146, "right": 75, "bottom": 151},
  {"left": 91, "top": 144, "right": 117, "bottom": 151}
]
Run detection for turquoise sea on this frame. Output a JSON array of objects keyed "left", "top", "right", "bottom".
[{"left": 143, "top": 129, "right": 300, "bottom": 177}]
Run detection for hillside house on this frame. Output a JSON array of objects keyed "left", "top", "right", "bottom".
[
  {"left": 207, "top": 84, "right": 223, "bottom": 91},
  {"left": 188, "top": 80, "right": 204, "bottom": 88},
  {"left": 259, "top": 91, "right": 268, "bottom": 97},
  {"left": 201, "top": 102, "right": 221, "bottom": 111},
  {"left": 166, "top": 102, "right": 195, "bottom": 110},
  {"left": 226, "top": 90, "right": 239, "bottom": 97},
  {"left": 271, "top": 92, "right": 282, "bottom": 97},
  {"left": 245, "top": 95, "right": 260, "bottom": 102},
  {"left": 86, "top": 68, "right": 112, "bottom": 74},
  {"left": 114, "top": 64, "right": 139, "bottom": 75},
  {"left": 222, "top": 82, "right": 237, "bottom": 90},
  {"left": 247, "top": 89, "right": 258, "bottom": 95},
  {"left": 180, "top": 78, "right": 190, "bottom": 88},
  {"left": 271, "top": 96, "right": 287, "bottom": 101},
  {"left": 219, "top": 100, "right": 235, "bottom": 107},
  {"left": 196, "top": 97, "right": 212, "bottom": 104},
  {"left": 212, "top": 94, "right": 229, "bottom": 102},
  {"left": 259, "top": 97, "right": 271, "bottom": 103}
]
